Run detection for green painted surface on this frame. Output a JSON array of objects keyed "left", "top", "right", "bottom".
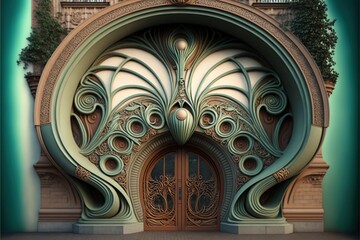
[
  {"left": 1, "top": 0, "right": 41, "bottom": 233},
  {"left": 323, "top": 0, "right": 359, "bottom": 234},
  {"left": 0, "top": 0, "right": 358, "bottom": 234}
]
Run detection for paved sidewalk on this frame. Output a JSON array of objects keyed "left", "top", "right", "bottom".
[{"left": 2, "top": 232, "right": 359, "bottom": 240}]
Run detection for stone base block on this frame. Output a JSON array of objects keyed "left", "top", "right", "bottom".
[
  {"left": 290, "top": 221, "right": 324, "bottom": 232},
  {"left": 73, "top": 222, "right": 144, "bottom": 234},
  {"left": 38, "top": 222, "right": 75, "bottom": 232},
  {"left": 221, "top": 222, "right": 293, "bottom": 234}
]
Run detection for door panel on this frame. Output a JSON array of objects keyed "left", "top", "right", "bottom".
[
  {"left": 184, "top": 152, "right": 219, "bottom": 230},
  {"left": 143, "top": 149, "right": 220, "bottom": 231},
  {"left": 144, "top": 152, "right": 177, "bottom": 229}
]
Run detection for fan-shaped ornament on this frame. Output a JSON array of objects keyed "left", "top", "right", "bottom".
[{"left": 168, "top": 108, "right": 195, "bottom": 145}]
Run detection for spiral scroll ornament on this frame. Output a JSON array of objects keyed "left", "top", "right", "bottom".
[{"left": 70, "top": 25, "right": 293, "bottom": 222}]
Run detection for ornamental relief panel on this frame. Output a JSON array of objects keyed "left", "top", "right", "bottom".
[
  {"left": 53, "top": 0, "right": 122, "bottom": 31},
  {"left": 60, "top": 7, "right": 106, "bottom": 31},
  {"left": 70, "top": 24, "right": 293, "bottom": 221}
]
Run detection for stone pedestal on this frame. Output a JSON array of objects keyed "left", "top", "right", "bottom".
[
  {"left": 73, "top": 223, "right": 144, "bottom": 234},
  {"left": 283, "top": 147, "right": 329, "bottom": 232},
  {"left": 34, "top": 150, "right": 82, "bottom": 232},
  {"left": 221, "top": 222, "right": 293, "bottom": 234}
]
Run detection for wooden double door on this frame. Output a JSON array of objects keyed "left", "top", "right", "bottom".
[{"left": 142, "top": 148, "right": 222, "bottom": 231}]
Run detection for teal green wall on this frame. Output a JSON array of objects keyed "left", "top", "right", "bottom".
[
  {"left": 323, "top": 0, "right": 359, "bottom": 234},
  {"left": 1, "top": 0, "right": 41, "bottom": 233},
  {"left": 1, "top": 0, "right": 358, "bottom": 234}
]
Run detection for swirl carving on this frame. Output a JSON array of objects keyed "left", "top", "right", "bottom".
[
  {"left": 70, "top": 24, "right": 293, "bottom": 223},
  {"left": 186, "top": 175, "right": 219, "bottom": 226},
  {"left": 145, "top": 175, "right": 176, "bottom": 226}
]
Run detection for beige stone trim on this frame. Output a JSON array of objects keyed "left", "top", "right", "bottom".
[{"left": 283, "top": 147, "right": 329, "bottom": 221}]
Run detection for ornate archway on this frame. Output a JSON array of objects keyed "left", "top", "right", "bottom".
[{"left": 34, "top": 0, "right": 328, "bottom": 234}]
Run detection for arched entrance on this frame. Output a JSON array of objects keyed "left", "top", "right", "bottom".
[
  {"left": 34, "top": 0, "right": 329, "bottom": 234},
  {"left": 141, "top": 146, "right": 222, "bottom": 231}
]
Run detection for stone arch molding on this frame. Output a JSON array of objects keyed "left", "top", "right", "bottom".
[{"left": 34, "top": 0, "right": 329, "bottom": 233}]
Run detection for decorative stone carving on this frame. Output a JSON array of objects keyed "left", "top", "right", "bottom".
[
  {"left": 273, "top": 167, "right": 289, "bottom": 183},
  {"left": 38, "top": 173, "right": 57, "bottom": 186},
  {"left": 251, "top": 1, "right": 292, "bottom": 24},
  {"left": 75, "top": 166, "right": 91, "bottom": 182},
  {"left": 59, "top": 6, "right": 110, "bottom": 31},
  {"left": 301, "top": 175, "right": 323, "bottom": 186},
  {"left": 25, "top": 74, "right": 40, "bottom": 98},
  {"left": 283, "top": 147, "right": 329, "bottom": 227},
  {"left": 168, "top": 107, "right": 195, "bottom": 145},
  {"left": 169, "top": 0, "right": 195, "bottom": 5},
  {"left": 34, "top": 151, "right": 81, "bottom": 222},
  {"left": 325, "top": 80, "right": 335, "bottom": 97},
  {"left": 68, "top": 24, "right": 293, "bottom": 223}
]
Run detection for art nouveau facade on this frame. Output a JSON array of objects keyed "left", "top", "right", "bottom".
[{"left": 33, "top": 0, "right": 330, "bottom": 234}]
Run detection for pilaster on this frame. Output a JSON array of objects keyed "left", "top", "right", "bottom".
[
  {"left": 34, "top": 150, "right": 82, "bottom": 232},
  {"left": 283, "top": 147, "right": 329, "bottom": 232}
]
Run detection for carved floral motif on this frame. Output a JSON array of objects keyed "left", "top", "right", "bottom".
[
  {"left": 302, "top": 175, "right": 323, "bottom": 186},
  {"left": 75, "top": 166, "right": 91, "bottom": 182},
  {"left": 273, "top": 167, "right": 289, "bottom": 183},
  {"left": 186, "top": 176, "right": 219, "bottom": 226},
  {"left": 145, "top": 175, "right": 176, "bottom": 226},
  {"left": 39, "top": 173, "right": 57, "bottom": 186}
]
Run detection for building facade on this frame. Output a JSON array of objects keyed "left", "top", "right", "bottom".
[{"left": 33, "top": 0, "right": 330, "bottom": 234}]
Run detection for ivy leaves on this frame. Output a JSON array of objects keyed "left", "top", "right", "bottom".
[
  {"left": 17, "top": 0, "right": 67, "bottom": 75},
  {"left": 288, "top": 0, "right": 338, "bottom": 83}
]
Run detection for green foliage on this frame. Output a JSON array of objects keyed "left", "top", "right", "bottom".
[
  {"left": 17, "top": 0, "right": 66, "bottom": 75},
  {"left": 288, "top": 0, "right": 338, "bottom": 83}
]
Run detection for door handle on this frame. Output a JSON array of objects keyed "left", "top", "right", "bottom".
[{"left": 178, "top": 187, "right": 182, "bottom": 201}]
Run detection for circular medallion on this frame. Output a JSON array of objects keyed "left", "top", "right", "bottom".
[
  {"left": 150, "top": 113, "right": 162, "bottom": 126},
  {"left": 239, "top": 155, "right": 263, "bottom": 176},
  {"left": 99, "top": 155, "right": 123, "bottom": 176},
  {"left": 234, "top": 136, "right": 250, "bottom": 152},
  {"left": 113, "top": 136, "right": 129, "bottom": 151}
]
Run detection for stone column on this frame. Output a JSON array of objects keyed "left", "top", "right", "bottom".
[{"left": 34, "top": 150, "right": 82, "bottom": 232}]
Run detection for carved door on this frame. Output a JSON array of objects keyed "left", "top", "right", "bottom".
[{"left": 143, "top": 148, "right": 221, "bottom": 231}]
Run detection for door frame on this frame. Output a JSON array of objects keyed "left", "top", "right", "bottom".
[{"left": 140, "top": 144, "right": 224, "bottom": 231}]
